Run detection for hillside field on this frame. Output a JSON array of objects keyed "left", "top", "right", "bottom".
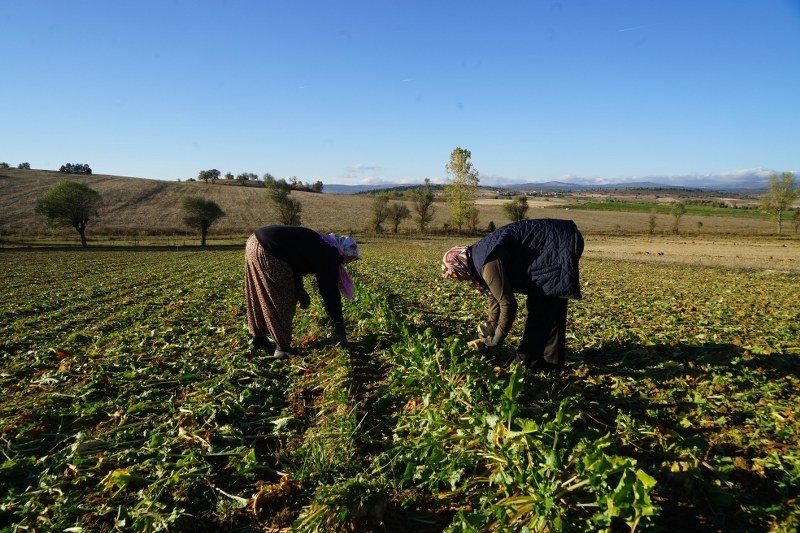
[
  {"left": 1, "top": 168, "right": 793, "bottom": 242},
  {"left": 1, "top": 240, "right": 799, "bottom": 531}
]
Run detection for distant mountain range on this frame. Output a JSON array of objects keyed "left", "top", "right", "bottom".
[{"left": 325, "top": 168, "right": 785, "bottom": 194}]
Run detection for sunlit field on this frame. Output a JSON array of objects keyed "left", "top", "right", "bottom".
[{"left": 1, "top": 241, "right": 798, "bottom": 531}]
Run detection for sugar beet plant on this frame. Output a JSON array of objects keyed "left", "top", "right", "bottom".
[{"left": 1, "top": 243, "right": 798, "bottom": 531}]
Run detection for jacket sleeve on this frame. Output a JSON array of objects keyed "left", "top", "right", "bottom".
[
  {"left": 316, "top": 267, "right": 344, "bottom": 324},
  {"left": 481, "top": 249, "right": 517, "bottom": 347}
]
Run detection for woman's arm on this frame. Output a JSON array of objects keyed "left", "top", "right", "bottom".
[{"left": 481, "top": 249, "right": 517, "bottom": 347}]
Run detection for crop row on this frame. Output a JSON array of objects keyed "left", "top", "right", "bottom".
[{"left": 1, "top": 246, "right": 799, "bottom": 531}]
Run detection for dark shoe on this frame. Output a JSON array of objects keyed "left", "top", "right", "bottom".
[
  {"left": 252, "top": 336, "right": 271, "bottom": 350},
  {"left": 505, "top": 353, "right": 528, "bottom": 367},
  {"left": 273, "top": 346, "right": 295, "bottom": 360},
  {"left": 528, "top": 358, "right": 561, "bottom": 373}
]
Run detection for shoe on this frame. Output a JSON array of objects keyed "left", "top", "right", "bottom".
[
  {"left": 273, "top": 346, "right": 294, "bottom": 360},
  {"left": 504, "top": 353, "right": 528, "bottom": 367},
  {"left": 251, "top": 336, "right": 271, "bottom": 350},
  {"left": 528, "top": 358, "right": 561, "bottom": 373}
]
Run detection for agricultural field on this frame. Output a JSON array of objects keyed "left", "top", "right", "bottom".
[{"left": 1, "top": 240, "right": 799, "bottom": 531}]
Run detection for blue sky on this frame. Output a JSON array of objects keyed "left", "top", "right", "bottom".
[{"left": 2, "top": 1, "right": 799, "bottom": 186}]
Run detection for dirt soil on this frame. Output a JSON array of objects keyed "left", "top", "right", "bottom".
[{"left": 585, "top": 235, "right": 800, "bottom": 272}]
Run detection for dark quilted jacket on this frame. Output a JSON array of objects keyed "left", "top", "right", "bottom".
[{"left": 468, "top": 219, "right": 584, "bottom": 299}]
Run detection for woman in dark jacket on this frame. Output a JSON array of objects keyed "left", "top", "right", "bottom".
[
  {"left": 441, "top": 219, "right": 584, "bottom": 370},
  {"left": 244, "top": 225, "right": 360, "bottom": 358}
]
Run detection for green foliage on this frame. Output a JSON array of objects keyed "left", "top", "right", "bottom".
[
  {"left": 670, "top": 202, "right": 686, "bottom": 234},
  {"left": 760, "top": 172, "right": 798, "bottom": 233},
  {"left": 180, "top": 196, "right": 225, "bottom": 246},
  {"left": 17, "top": 162, "right": 30, "bottom": 170},
  {"left": 35, "top": 179, "right": 101, "bottom": 247},
  {"left": 503, "top": 196, "right": 529, "bottom": 221},
  {"left": 370, "top": 193, "right": 390, "bottom": 233},
  {"left": 197, "top": 168, "right": 221, "bottom": 182},
  {"left": 265, "top": 180, "right": 302, "bottom": 225},
  {"left": 59, "top": 162, "right": 92, "bottom": 174},
  {"left": 386, "top": 203, "right": 411, "bottom": 234},
  {"left": 408, "top": 178, "right": 436, "bottom": 233},
  {"left": 1, "top": 243, "right": 798, "bottom": 531},
  {"left": 444, "top": 147, "right": 480, "bottom": 233}
]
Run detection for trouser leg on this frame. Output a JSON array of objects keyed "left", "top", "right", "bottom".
[{"left": 518, "top": 294, "right": 568, "bottom": 366}]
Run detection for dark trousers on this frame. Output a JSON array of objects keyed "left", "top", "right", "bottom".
[{"left": 518, "top": 294, "right": 568, "bottom": 366}]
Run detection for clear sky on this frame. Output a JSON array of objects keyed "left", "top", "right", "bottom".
[{"left": 2, "top": 1, "right": 799, "bottom": 186}]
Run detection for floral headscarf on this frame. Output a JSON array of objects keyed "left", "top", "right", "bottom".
[
  {"left": 441, "top": 246, "right": 472, "bottom": 281},
  {"left": 319, "top": 232, "right": 359, "bottom": 300},
  {"left": 442, "top": 245, "right": 489, "bottom": 295}
]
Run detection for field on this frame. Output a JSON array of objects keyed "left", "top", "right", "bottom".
[
  {"left": 1, "top": 168, "right": 795, "bottom": 242},
  {"left": 2, "top": 239, "right": 798, "bottom": 531}
]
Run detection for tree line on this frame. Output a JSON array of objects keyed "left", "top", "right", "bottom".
[
  {"left": 194, "top": 169, "right": 324, "bottom": 193},
  {"left": 30, "top": 151, "right": 800, "bottom": 247}
]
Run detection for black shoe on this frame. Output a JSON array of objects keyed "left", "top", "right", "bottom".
[
  {"left": 505, "top": 353, "right": 528, "bottom": 367},
  {"left": 528, "top": 358, "right": 561, "bottom": 373},
  {"left": 273, "top": 346, "right": 297, "bottom": 360},
  {"left": 251, "top": 336, "right": 271, "bottom": 350}
]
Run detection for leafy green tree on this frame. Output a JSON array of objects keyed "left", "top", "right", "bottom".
[
  {"left": 670, "top": 202, "right": 686, "bottom": 235},
  {"left": 59, "top": 163, "right": 92, "bottom": 175},
  {"left": 224, "top": 172, "right": 234, "bottom": 180},
  {"left": 265, "top": 179, "right": 302, "bottom": 225},
  {"left": 408, "top": 178, "right": 436, "bottom": 233},
  {"left": 0, "top": 162, "right": 9, "bottom": 169},
  {"left": 17, "top": 162, "right": 30, "bottom": 169},
  {"left": 760, "top": 172, "right": 798, "bottom": 234},
  {"left": 35, "top": 180, "right": 101, "bottom": 247},
  {"left": 197, "top": 169, "right": 221, "bottom": 183},
  {"left": 236, "top": 172, "right": 258, "bottom": 184},
  {"left": 648, "top": 210, "right": 657, "bottom": 235},
  {"left": 387, "top": 203, "right": 411, "bottom": 234},
  {"left": 444, "top": 147, "right": 480, "bottom": 233},
  {"left": 371, "top": 193, "right": 390, "bottom": 233},
  {"left": 503, "top": 196, "right": 529, "bottom": 221},
  {"left": 180, "top": 196, "right": 225, "bottom": 247}
]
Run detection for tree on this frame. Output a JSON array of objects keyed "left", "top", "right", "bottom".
[
  {"left": 311, "top": 180, "right": 324, "bottom": 193},
  {"left": 648, "top": 210, "right": 657, "bottom": 235},
  {"left": 0, "top": 162, "right": 9, "bottom": 169},
  {"left": 236, "top": 172, "right": 258, "bottom": 184},
  {"left": 371, "top": 193, "right": 390, "bottom": 233},
  {"left": 197, "top": 169, "right": 221, "bottom": 183},
  {"left": 760, "top": 172, "right": 798, "bottom": 234},
  {"left": 224, "top": 172, "right": 234, "bottom": 181},
  {"left": 444, "top": 147, "right": 480, "bottom": 233},
  {"left": 180, "top": 196, "right": 225, "bottom": 247},
  {"left": 17, "top": 162, "right": 30, "bottom": 169},
  {"left": 60, "top": 163, "right": 92, "bottom": 175},
  {"left": 387, "top": 203, "right": 411, "bottom": 234},
  {"left": 35, "top": 180, "right": 101, "bottom": 247},
  {"left": 503, "top": 196, "right": 529, "bottom": 221},
  {"left": 408, "top": 178, "right": 436, "bottom": 233},
  {"left": 670, "top": 202, "right": 686, "bottom": 235},
  {"left": 265, "top": 179, "right": 302, "bottom": 225}
]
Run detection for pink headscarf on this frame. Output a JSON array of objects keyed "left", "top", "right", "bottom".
[
  {"left": 442, "top": 245, "right": 488, "bottom": 295},
  {"left": 319, "top": 232, "right": 359, "bottom": 300},
  {"left": 441, "top": 246, "right": 472, "bottom": 281}
]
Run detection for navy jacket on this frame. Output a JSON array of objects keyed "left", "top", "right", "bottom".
[{"left": 469, "top": 219, "right": 584, "bottom": 299}]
